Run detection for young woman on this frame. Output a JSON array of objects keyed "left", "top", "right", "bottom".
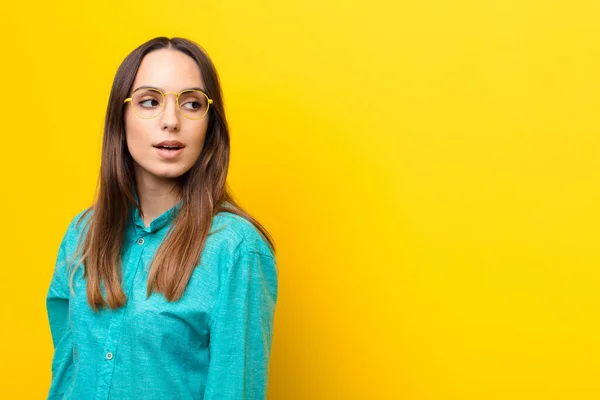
[{"left": 46, "top": 36, "right": 278, "bottom": 400}]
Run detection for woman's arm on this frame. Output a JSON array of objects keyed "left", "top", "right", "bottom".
[
  {"left": 46, "top": 227, "right": 75, "bottom": 400},
  {"left": 204, "top": 244, "right": 279, "bottom": 400}
]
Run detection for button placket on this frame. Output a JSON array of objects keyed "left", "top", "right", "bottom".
[{"left": 98, "top": 307, "right": 127, "bottom": 400}]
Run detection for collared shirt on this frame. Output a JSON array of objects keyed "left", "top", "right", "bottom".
[{"left": 46, "top": 201, "right": 278, "bottom": 400}]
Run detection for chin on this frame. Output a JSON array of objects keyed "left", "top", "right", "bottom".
[
  {"left": 133, "top": 157, "right": 196, "bottom": 181},
  {"left": 152, "top": 169, "right": 187, "bottom": 179},
  {"left": 136, "top": 163, "right": 181, "bottom": 179}
]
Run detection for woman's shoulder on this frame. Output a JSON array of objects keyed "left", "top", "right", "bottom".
[{"left": 209, "top": 210, "right": 274, "bottom": 258}]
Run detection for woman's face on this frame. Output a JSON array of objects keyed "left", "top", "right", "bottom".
[{"left": 125, "top": 48, "right": 209, "bottom": 183}]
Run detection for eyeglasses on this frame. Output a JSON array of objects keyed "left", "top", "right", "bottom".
[{"left": 124, "top": 88, "right": 213, "bottom": 120}]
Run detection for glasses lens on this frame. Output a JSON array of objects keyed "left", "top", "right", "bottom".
[
  {"left": 131, "top": 89, "right": 164, "bottom": 119},
  {"left": 178, "top": 90, "right": 210, "bottom": 119}
]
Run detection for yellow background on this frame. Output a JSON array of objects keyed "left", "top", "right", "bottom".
[{"left": 1, "top": 0, "right": 600, "bottom": 398}]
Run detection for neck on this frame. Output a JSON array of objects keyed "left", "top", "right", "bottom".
[{"left": 134, "top": 164, "right": 182, "bottom": 228}]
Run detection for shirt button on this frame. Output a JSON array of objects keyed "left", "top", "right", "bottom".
[
  {"left": 137, "top": 238, "right": 145, "bottom": 245},
  {"left": 106, "top": 352, "right": 113, "bottom": 360}
]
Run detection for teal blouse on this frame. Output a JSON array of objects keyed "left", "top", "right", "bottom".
[{"left": 46, "top": 201, "right": 278, "bottom": 400}]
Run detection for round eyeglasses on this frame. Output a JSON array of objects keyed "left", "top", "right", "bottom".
[{"left": 123, "top": 88, "right": 213, "bottom": 120}]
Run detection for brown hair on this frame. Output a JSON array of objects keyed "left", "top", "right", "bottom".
[{"left": 70, "top": 36, "right": 275, "bottom": 311}]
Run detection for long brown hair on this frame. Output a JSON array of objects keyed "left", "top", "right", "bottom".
[{"left": 70, "top": 36, "right": 275, "bottom": 311}]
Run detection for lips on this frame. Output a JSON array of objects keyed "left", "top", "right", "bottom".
[{"left": 153, "top": 140, "right": 185, "bottom": 150}]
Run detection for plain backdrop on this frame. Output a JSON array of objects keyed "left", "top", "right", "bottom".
[{"left": 1, "top": 0, "right": 600, "bottom": 399}]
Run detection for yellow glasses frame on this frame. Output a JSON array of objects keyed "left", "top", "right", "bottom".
[{"left": 124, "top": 88, "right": 214, "bottom": 120}]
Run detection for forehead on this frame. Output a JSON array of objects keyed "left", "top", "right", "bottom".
[{"left": 132, "top": 48, "right": 205, "bottom": 91}]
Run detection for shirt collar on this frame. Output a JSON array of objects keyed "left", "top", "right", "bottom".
[{"left": 129, "top": 192, "right": 184, "bottom": 235}]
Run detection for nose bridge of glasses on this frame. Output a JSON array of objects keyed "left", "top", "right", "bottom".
[
  {"left": 163, "top": 91, "right": 189, "bottom": 111},
  {"left": 161, "top": 91, "right": 181, "bottom": 112}
]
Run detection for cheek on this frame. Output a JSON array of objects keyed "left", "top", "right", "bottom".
[
  {"left": 186, "top": 122, "right": 208, "bottom": 154},
  {"left": 125, "top": 119, "right": 150, "bottom": 161},
  {"left": 177, "top": 130, "right": 208, "bottom": 172},
  {"left": 192, "top": 130, "right": 208, "bottom": 156}
]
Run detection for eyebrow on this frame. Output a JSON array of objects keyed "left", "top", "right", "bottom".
[{"left": 132, "top": 85, "right": 207, "bottom": 94}]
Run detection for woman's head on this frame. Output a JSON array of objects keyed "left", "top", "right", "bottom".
[
  {"left": 125, "top": 48, "right": 210, "bottom": 182},
  {"left": 103, "top": 36, "right": 229, "bottom": 202},
  {"left": 74, "top": 37, "right": 274, "bottom": 311}
]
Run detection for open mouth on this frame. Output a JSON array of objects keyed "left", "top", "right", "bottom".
[{"left": 154, "top": 146, "right": 183, "bottom": 151}]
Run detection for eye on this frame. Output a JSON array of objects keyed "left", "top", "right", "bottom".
[
  {"left": 139, "top": 98, "right": 160, "bottom": 108},
  {"left": 182, "top": 100, "right": 203, "bottom": 111}
]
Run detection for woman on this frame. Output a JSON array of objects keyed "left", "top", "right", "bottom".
[{"left": 46, "top": 36, "right": 278, "bottom": 400}]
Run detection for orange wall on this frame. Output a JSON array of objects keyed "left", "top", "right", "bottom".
[{"left": 2, "top": 1, "right": 600, "bottom": 398}]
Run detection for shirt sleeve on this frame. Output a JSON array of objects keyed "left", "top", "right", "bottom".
[
  {"left": 46, "top": 227, "right": 75, "bottom": 400},
  {"left": 204, "top": 244, "right": 279, "bottom": 400}
]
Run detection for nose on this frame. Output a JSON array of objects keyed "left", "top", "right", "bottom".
[{"left": 159, "top": 93, "right": 180, "bottom": 131}]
